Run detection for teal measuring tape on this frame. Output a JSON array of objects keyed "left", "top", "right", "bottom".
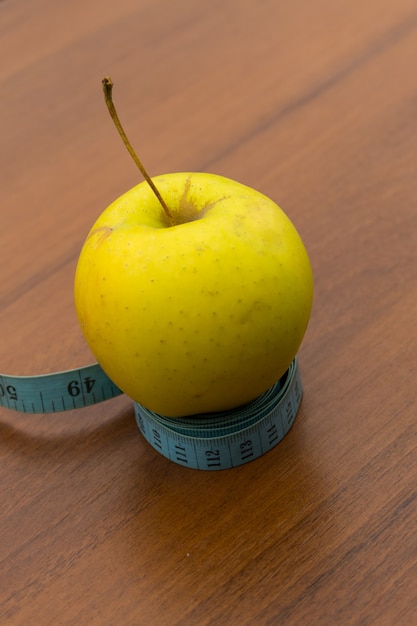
[
  {"left": 0, "top": 358, "right": 302, "bottom": 470},
  {"left": 0, "top": 364, "right": 122, "bottom": 413},
  {"left": 135, "top": 359, "right": 302, "bottom": 470}
]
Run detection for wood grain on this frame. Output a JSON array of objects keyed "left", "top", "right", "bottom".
[{"left": 1, "top": 0, "right": 417, "bottom": 623}]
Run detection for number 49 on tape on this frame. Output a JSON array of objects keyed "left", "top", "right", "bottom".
[{"left": 0, "top": 364, "right": 122, "bottom": 414}]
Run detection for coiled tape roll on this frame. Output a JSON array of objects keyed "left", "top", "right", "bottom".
[{"left": 0, "top": 358, "right": 302, "bottom": 470}]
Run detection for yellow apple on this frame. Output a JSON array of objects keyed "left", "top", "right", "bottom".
[{"left": 74, "top": 172, "right": 313, "bottom": 417}]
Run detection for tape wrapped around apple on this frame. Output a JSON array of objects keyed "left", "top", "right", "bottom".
[{"left": 74, "top": 78, "right": 313, "bottom": 418}]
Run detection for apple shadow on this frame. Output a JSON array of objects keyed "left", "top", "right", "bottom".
[{"left": 115, "top": 400, "right": 339, "bottom": 602}]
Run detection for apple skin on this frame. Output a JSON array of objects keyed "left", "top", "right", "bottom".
[{"left": 74, "top": 172, "right": 313, "bottom": 417}]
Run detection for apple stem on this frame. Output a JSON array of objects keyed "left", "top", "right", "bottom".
[{"left": 102, "top": 76, "right": 175, "bottom": 226}]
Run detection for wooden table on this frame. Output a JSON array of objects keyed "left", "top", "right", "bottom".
[{"left": 1, "top": 0, "right": 416, "bottom": 623}]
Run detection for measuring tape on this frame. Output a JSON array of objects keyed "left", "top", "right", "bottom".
[
  {"left": 0, "top": 364, "right": 122, "bottom": 413},
  {"left": 135, "top": 358, "right": 302, "bottom": 470},
  {"left": 0, "top": 358, "right": 302, "bottom": 470}
]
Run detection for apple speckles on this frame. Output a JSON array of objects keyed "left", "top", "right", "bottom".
[{"left": 74, "top": 172, "right": 313, "bottom": 417}]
